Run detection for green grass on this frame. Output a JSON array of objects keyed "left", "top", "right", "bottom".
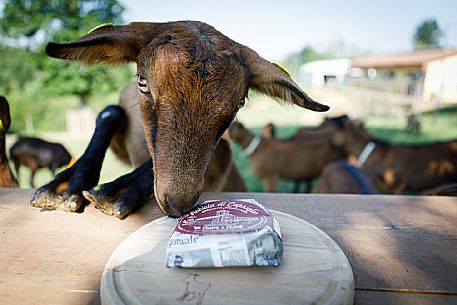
[{"left": 365, "top": 108, "right": 457, "bottom": 143}]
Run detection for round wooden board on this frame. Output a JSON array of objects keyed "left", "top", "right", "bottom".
[{"left": 101, "top": 210, "right": 354, "bottom": 305}]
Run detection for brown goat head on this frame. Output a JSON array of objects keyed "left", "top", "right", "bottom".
[
  {"left": 228, "top": 122, "right": 251, "bottom": 145},
  {"left": 45, "top": 21, "right": 329, "bottom": 216},
  {"left": 262, "top": 123, "right": 276, "bottom": 140}
]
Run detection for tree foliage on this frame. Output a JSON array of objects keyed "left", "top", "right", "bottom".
[
  {"left": 413, "top": 18, "right": 443, "bottom": 49},
  {"left": 0, "top": 0, "right": 124, "bottom": 46},
  {"left": 0, "top": 0, "right": 134, "bottom": 132}
]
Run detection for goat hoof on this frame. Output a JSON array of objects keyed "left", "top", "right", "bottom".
[
  {"left": 83, "top": 190, "right": 131, "bottom": 219},
  {"left": 60, "top": 194, "right": 84, "bottom": 212},
  {"left": 83, "top": 190, "right": 115, "bottom": 216},
  {"left": 29, "top": 190, "right": 61, "bottom": 209},
  {"left": 113, "top": 203, "right": 130, "bottom": 220}
]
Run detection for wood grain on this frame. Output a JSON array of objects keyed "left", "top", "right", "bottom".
[
  {"left": 0, "top": 188, "right": 456, "bottom": 305},
  {"left": 201, "top": 193, "right": 457, "bottom": 293},
  {"left": 101, "top": 211, "right": 354, "bottom": 305}
]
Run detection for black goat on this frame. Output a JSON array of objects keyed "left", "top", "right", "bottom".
[{"left": 9, "top": 137, "right": 73, "bottom": 187}]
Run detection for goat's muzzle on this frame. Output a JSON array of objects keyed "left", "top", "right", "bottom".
[{"left": 157, "top": 188, "right": 202, "bottom": 217}]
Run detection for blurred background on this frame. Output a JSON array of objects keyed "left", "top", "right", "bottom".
[{"left": 0, "top": 0, "right": 456, "bottom": 191}]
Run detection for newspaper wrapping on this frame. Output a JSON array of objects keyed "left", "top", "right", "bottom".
[{"left": 166, "top": 199, "right": 283, "bottom": 268}]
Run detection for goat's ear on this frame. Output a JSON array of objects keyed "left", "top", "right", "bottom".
[
  {"left": 241, "top": 46, "right": 329, "bottom": 112},
  {"left": 0, "top": 96, "right": 11, "bottom": 132},
  {"left": 45, "top": 22, "right": 157, "bottom": 65}
]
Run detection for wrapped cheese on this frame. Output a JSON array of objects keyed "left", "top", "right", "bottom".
[{"left": 166, "top": 199, "right": 283, "bottom": 268}]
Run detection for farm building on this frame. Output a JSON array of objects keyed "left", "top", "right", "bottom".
[
  {"left": 298, "top": 59, "right": 351, "bottom": 87},
  {"left": 298, "top": 49, "right": 457, "bottom": 117},
  {"left": 423, "top": 52, "right": 457, "bottom": 104},
  {"left": 349, "top": 48, "right": 457, "bottom": 104}
]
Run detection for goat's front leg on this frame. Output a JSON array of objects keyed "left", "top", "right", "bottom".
[
  {"left": 82, "top": 159, "right": 154, "bottom": 219},
  {"left": 293, "top": 180, "right": 301, "bottom": 193},
  {"left": 29, "top": 168, "right": 37, "bottom": 189},
  {"left": 303, "top": 179, "right": 312, "bottom": 193},
  {"left": 263, "top": 176, "right": 277, "bottom": 192},
  {"left": 394, "top": 182, "right": 407, "bottom": 195},
  {"left": 292, "top": 179, "right": 312, "bottom": 193},
  {"left": 30, "top": 106, "right": 125, "bottom": 212}
]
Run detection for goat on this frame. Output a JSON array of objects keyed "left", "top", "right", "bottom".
[
  {"left": 30, "top": 21, "right": 328, "bottom": 218},
  {"left": 260, "top": 118, "right": 346, "bottom": 192},
  {"left": 334, "top": 116, "right": 457, "bottom": 194},
  {"left": 205, "top": 137, "right": 246, "bottom": 192},
  {"left": 262, "top": 122, "right": 306, "bottom": 192},
  {"left": 0, "top": 96, "right": 18, "bottom": 188},
  {"left": 262, "top": 123, "right": 276, "bottom": 140},
  {"left": 292, "top": 124, "right": 338, "bottom": 140},
  {"left": 406, "top": 114, "right": 421, "bottom": 135},
  {"left": 228, "top": 122, "right": 345, "bottom": 192},
  {"left": 317, "top": 160, "right": 378, "bottom": 194},
  {"left": 263, "top": 116, "right": 345, "bottom": 142},
  {"left": 9, "top": 137, "right": 73, "bottom": 188}
]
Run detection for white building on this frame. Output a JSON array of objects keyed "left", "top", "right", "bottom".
[
  {"left": 423, "top": 53, "right": 457, "bottom": 104},
  {"left": 299, "top": 58, "right": 351, "bottom": 87},
  {"left": 349, "top": 48, "right": 457, "bottom": 104}
]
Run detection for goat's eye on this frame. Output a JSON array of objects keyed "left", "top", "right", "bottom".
[
  {"left": 238, "top": 98, "right": 246, "bottom": 109},
  {"left": 137, "top": 75, "right": 149, "bottom": 93}
]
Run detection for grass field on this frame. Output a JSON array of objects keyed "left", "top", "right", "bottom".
[
  {"left": 6, "top": 106, "right": 457, "bottom": 193},
  {"left": 365, "top": 107, "right": 457, "bottom": 143}
]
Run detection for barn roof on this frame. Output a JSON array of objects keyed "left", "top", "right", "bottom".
[{"left": 352, "top": 48, "right": 457, "bottom": 69}]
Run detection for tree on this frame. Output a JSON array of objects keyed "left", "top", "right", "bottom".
[
  {"left": 281, "top": 46, "right": 326, "bottom": 79},
  {"left": 0, "top": 0, "right": 125, "bottom": 48},
  {"left": 413, "top": 18, "right": 443, "bottom": 49},
  {"left": 0, "top": 0, "right": 132, "bottom": 107}
]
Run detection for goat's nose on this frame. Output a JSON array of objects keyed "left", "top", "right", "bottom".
[{"left": 165, "top": 191, "right": 201, "bottom": 217}]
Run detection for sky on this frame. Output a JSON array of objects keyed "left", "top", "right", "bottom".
[{"left": 120, "top": 0, "right": 457, "bottom": 61}]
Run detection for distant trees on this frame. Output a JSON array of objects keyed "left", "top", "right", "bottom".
[
  {"left": 0, "top": 0, "right": 133, "bottom": 132},
  {"left": 0, "top": 0, "right": 124, "bottom": 46},
  {"left": 413, "top": 18, "right": 443, "bottom": 50}
]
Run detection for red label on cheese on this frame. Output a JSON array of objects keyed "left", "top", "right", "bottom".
[{"left": 175, "top": 200, "right": 273, "bottom": 234}]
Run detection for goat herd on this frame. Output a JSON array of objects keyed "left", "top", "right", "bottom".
[
  {"left": 229, "top": 117, "right": 457, "bottom": 196},
  {"left": 2, "top": 95, "right": 456, "bottom": 198}
]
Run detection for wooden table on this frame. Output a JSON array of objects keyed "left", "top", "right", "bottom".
[{"left": 0, "top": 188, "right": 456, "bottom": 305}]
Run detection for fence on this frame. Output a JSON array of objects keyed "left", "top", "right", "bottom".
[{"left": 65, "top": 107, "right": 96, "bottom": 138}]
